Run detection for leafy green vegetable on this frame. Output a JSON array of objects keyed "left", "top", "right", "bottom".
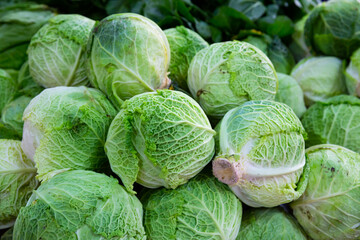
[
  {"left": 0, "top": 69, "right": 17, "bottom": 114},
  {"left": 236, "top": 207, "right": 307, "bottom": 240},
  {"left": 289, "top": 15, "right": 311, "bottom": 62},
  {"left": 1, "top": 96, "right": 31, "bottom": 138},
  {"left": 345, "top": 48, "right": 360, "bottom": 97},
  {"left": 302, "top": 95, "right": 360, "bottom": 153},
  {"left": 291, "top": 56, "right": 346, "bottom": 106},
  {"left": 0, "top": 139, "right": 38, "bottom": 229},
  {"left": 105, "top": 90, "right": 215, "bottom": 193},
  {"left": 291, "top": 144, "right": 360, "bottom": 240},
  {"left": 28, "top": 14, "right": 95, "bottom": 88},
  {"left": 213, "top": 100, "right": 309, "bottom": 207},
  {"left": 0, "top": 227, "right": 13, "bottom": 240},
  {"left": 13, "top": 170, "right": 146, "bottom": 240},
  {"left": 21, "top": 86, "right": 117, "bottom": 181},
  {"left": 164, "top": 26, "right": 209, "bottom": 90},
  {"left": 305, "top": 0, "right": 360, "bottom": 59},
  {"left": 275, "top": 73, "right": 306, "bottom": 118},
  {"left": 0, "top": 3, "right": 55, "bottom": 70},
  {"left": 142, "top": 174, "right": 242, "bottom": 240},
  {"left": 187, "top": 41, "right": 278, "bottom": 118},
  {"left": 16, "top": 61, "right": 44, "bottom": 98}
]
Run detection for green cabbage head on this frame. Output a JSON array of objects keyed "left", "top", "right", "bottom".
[
  {"left": 142, "top": 174, "right": 242, "bottom": 240},
  {"left": 291, "top": 56, "right": 346, "bottom": 106},
  {"left": 291, "top": 144, "right": 360, "bottom": 240},
  {"left": 21, "top": 86, "right": 117, "bottom": 181},
  {"left": 164, "top": 26, "right": 209, "bottom": 90},
  {"left": 236, "top": 207, "right": 307, "bottom": 240},
  {"left": 0, "top": 3, "right": 55, "bottom": 69},
  {"left": 28, "top": 14, "right": 95, "bottom": 88},
  {"left": 305, "top": 0, "right": 360, "bottom": 59},
  {"left": 345, "top": 48, "right": 360, "bottom": 97},
  {"left": 213, "top": 100, "right": 309, "bottom": 207},
  {"left": 302, "top": 95, "right": 360, "bottom": 153},
  {"left": 105, "top": 90, "right": 216, "bottom": 193},
  {"left": 0, "top": 139, "right": 37, "bottom": 229},
  {"left": 275, "top": 73, "right": 306, "bottom": 118},
  {"left": 13, "top": 170, "right": 146, "bottom": 240},
  {"left": 87, "top": 13, "right": 171, "bottom": 110},
  {"left": 187, "top": 41, "right": 278, "bottom": 118}
]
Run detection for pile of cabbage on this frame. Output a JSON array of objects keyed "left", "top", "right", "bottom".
[{"left": 1, "top": 0, "right": 360, "bottom": 239}]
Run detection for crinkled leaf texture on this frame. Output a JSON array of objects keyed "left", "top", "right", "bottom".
[
  {"left": 164, "top": 26, "right": 209, "bottom": 90},
  {"left": 236, "top": 207, "right": 307, "bottom": 240},
  {"left": 290, "top": 56, "right": 346, "bottom": 106},
  {"left": 21, "top": 86, "right": 117, "bottom": 182},
  {"left": 0, "top": 139, "right": 38, "bottom": 229},
  {"left": 213, "top": 100, "right": 309, "bottom": 207},
  {"left": 13, "top": 170, "right": 146, "bottom": 240},
  {"left": 302, "top": 95, "right": 360, "bottom": 153},
  {"left": 87, "top": 13, "right": 170, "bottom": 110},
  {"left": 105, "top": 90, "right": 215, "bottom": 193},
  {"left": 187, "top": 41, "right": 278, "bottom": 118},
  {"left": 28, "top": 14, "right": 95, "bottom": 88},
  {"left": 291, "top": 144, "right": 360, "bottom": 240},
  {"left": 142, "top": 174, "right": 242, "bottom": 240},
  {"left": 305, "top": 0, "right": 360, "bottom": 59}
]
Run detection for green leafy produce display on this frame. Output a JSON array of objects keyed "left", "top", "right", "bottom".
[
  {"left": 142, "top": 174, "right": 242, "bottom": 240},
  {"left": 21, "top": 86, "right": 117, "bottom": 181},
  {"left": 28, "top": 14, "right": 95, "bottom": 88},
  {"left": 2, "top": 0, "right": 360, "bottom": 239},
  {"left": 187, "top": 41, "right": 278, "bottom": 118},
  {"left": 0, "top": 3, "right": 55, "bottom": 70},
  {"left": 236, "top": 207, "right": 307, "bottom": 240},
  {"left": 291, "top": 144, "right": 360, "bottom": 240},
  {"left": 212, "top": 100, "right": 309, "bottom": 207},
  {"left": 105, "top": 90, "right": 215, "bottom": 193},
  {"left": 12, "top": 170, "right": 145, "bottom": 239},
  {"left": 302, "top": 95, "right": 360, "bottom": 153},
  {"left": 0, "top": 139, "right": 37, "bottom": 229}
]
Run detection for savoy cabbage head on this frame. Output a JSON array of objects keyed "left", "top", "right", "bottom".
[
  {"left": 164, "top": 26, "right": 209, "bottom": 90},
  {"left": 87, "top": 13, "right": 171, "bottom": 110},
  {"left": 28, "top": 14, "right": 95, "bottom": 88},
  {"left": 105, "top": 90, "right": 216, "bottom": 193},
  {"left": 13, "top": 170, "right": 146, "bottom": 240},
  {"left": 291, "top": 144, "right": 360, "bottom": 240},
  {"left": 236, "top": 207, "right": 307, "bottom": 240},
  {"left": 142, "top": 174, "right": 242, "bottom": 240},
  {"left": 187, "top": 41, "right": 278, "bottom": 118},
  {"left": 213, "top": 100, "right": 309, "bottom": 207},
  {"left": 0, "top": 139, "right": 37, "bottom": 229},
  {"left": 21, "top": 86, "right": 117, "bottom": 181},
  {"left": 345, "top": 48, "right": 360, "bottom": 97},
  {"left": 290, "top": 56, "right": 346, "bottom": 106},
  {"left": 302, "top": 95, "right": 360, "bottom": 153},
  {"left": 305, "top": 0, "right": 360, "bottom": 59}
]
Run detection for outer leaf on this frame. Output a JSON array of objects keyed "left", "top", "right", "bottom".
[
  {"left": 187, "top": 41, "right": 278, "bottom": 118},
  {"left": 164, "top": 26, "right": 209, "bottom": 90},
  {"left": 0, "top": 139, "right": 37, "bottom": 229},
  {"left": 87, "top": 13, "right": 171, "bottom": 110},
  {"left": 291, "top": 144, "right": 360, "bottom": 240},
  {"left": 345, "top": 48, "right": 360, "bottom": 97},
  {"left": 28, "top": 14, "right": 95, "bottom": 88},
  {"left": 236, "top": 207, "right": 307, "bottom": 240},
  {"left": 213, "top": 100, "right": 308, "bottom": 207},
  {"left": 0, "top": 69, "right": 17, "bottom": 114},
  {"left": 105, "top": 90, "right": 215, "bottom": 192},
  {"left": 301, "top": 95, "right": 360, "bottom": 153},
  {"left": 21, "top": 86, "right": 117, "bottom": 182},
  {"left": 13, "top": 170, "right": 146, "bottom": 240},
  {"left": 143, "top": 174, "right": 242, "bottom": 240}
]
